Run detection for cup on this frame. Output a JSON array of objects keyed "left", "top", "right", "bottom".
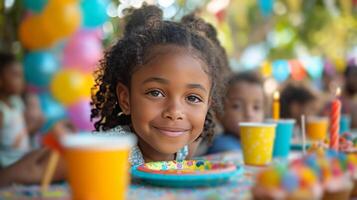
[
  {"left": 61, "top": 133, "right": 136, "bottom": 200},
  {"left": 306, "top": 117, "right": 328, "bottom": 141},
  {"left": 267, "top": 119, "right": 296, "bottom": 159},
  {"left": 340, "top": 114, "right": 351, "bottom": 134},
  {"left": 239, "top": 123, "right": 276, "bottom": 166}
]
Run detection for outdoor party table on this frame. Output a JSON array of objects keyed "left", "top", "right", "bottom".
[{"left": 0, "top": 151, "right": 264, "bottom": 200}]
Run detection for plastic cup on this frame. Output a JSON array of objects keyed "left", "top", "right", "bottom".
[
  {"left": 61, "top": 133, "right": 136, "bottom": 200},
  {"left": 340, "top": 114, "right": 351, "bottom": 134},
  {"left": 267, "top": 119, "right": 296, "bottom": 159},
  {"left": 239, "top": 123, "right": 276, "bottom": 166},
  {"left": 306, "top": 117, "right": 328, "bottom": 141}
]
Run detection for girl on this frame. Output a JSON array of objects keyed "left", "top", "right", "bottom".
[
  {"left": 90, "top": 5, "right": 223, "bottom": 165},
  {"left": 0, "top": 5, "right": 224, "bottom": 186}
]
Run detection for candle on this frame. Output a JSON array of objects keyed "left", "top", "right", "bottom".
[
  {"left": 273, "top": 91, "right": 280, "bottom": 120},
  {"left": 329, "top": 88, "right": 341, "bottom": 151}
]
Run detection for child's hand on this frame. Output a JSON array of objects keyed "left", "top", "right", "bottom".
[
  {"left": 24, "top": 94, "right": 45, "bottom": 135},
  {"left": 0, "top": 148, "right": 66, "bottom": 187}
]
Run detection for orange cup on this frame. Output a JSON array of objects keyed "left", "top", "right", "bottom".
[
  {"left": 61, "top": 133, "right": 136, "bottom": 200},
  {"left": 306, "top": 117, "right": 328, "bottom": 141}
]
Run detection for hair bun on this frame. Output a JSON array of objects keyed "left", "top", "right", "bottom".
[
  {"left": 181, "top": 14, "right": 218, "bottom": 42},
  {"left": 124, "top": 5, "right": 163, "bottom": 36}
]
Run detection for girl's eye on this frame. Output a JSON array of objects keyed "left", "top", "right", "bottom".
[
  {"left": 254, "top": 105, "right": 262, "bottom": 111},
  {"left": 146, "top": 90, "right": 164, "bottom": 97},
  {"left": 232, "top": 103, "right": 241, "bottom": 110},
  {"left": 186, "top": 95, "right": 203, "bottom": 103}
]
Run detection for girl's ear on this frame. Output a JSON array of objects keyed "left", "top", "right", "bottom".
[{"left": 116, "top": 82, "right": 131, "bottom": 115}]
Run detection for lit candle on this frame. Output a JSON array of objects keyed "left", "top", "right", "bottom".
[
  {"left": 273, "top": 91, "right": 280, "bottom": 120},
  {"left": 329, "top": 88, "right": 341, "bottom": 151}
]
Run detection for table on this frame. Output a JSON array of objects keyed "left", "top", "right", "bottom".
[{"left": 0, "top": 151, "right": 268, "bottom": 200}]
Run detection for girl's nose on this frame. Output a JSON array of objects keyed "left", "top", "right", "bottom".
[{"left": 162, "top": 100, "right": 184, "bottom": 121}]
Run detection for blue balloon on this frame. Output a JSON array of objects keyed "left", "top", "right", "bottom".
[
  {"left": 272, "top": 60, "right": 290, "bottom": 82},
  {"left": 81, "top": 0, "right": 108, "bottom": 28},
  {"left": 38, "top": 93, "right": 67, "bottom": 133},
  {"left": 23, "top": 51, "right": 59, "bottom": 87},
  {"left": 23, "top": 0, "right": 48, "bottom": 13},
  {"left": 259, "top": 0, "right": 274, "bottom": 17}
]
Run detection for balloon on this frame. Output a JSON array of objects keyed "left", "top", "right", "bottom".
[
  {"left": 272, "top": 60, "right": 290, "bottom": 82},
  {"left": 63, "top": 30, "right": 103, "bottom": 72},
  {"left": 258, "top": 0, "right": 274, "bottom": 17},
  {"left": 23, "top": 51, "right": 59, "bottom": 87},
  {"left": 81, "top": 0, "right": 108, "bottom": 28},
  {"left": 19, "top": 16, "right": 57, "bottom": 50},
  {"left": 50, "top": 69, "right": 93, "bottom": 106},
  {"left": 24, "top": 0, "right": 48, "bottom": 13},
  {"left": 289, "top": 60, "right": 306, "bottom": 81},
  {"left": 39, "top": 93, "right": 67, "bottom": 133},
  {"left": 42, "top": 0, "right": 81, "bottom": 39},
  {"left": 68, "top": 99, "right": 93, "bottom": 131}
]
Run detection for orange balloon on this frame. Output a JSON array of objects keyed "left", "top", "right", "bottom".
[
  {"left": 19, "top": 16, "right": 57, "bottom": 50},
  {"left": 42, "top": 0, "right": 81, "bottom": 39}
]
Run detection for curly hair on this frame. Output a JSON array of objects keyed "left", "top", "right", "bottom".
[
  {"left": 181, "top": 14, "right": 231, "bottom": 79},
  {"left": 91, "top": 5, "right": 224, "bottom": 142}
]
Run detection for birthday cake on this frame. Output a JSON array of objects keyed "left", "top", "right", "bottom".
[
  {"left": 252, "top": 164, "right": 322, "bottom": 200},
  {"left": 299, "top": 151, "right": 353, "bottom": 200}
]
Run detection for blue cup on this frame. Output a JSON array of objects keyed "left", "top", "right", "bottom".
[
  {"left": 268, "top": 119, "right": 295, "bottom": 159},
  {"left": 339, "top": 114, "right": 351, "bottom": 134}
]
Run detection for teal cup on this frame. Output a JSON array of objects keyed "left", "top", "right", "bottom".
[
  {"left": 268, "top": 119, "right": 295, "bottom": 159},
  {"left": 339, "top": 114, "right": 351, "bottom": 134}
]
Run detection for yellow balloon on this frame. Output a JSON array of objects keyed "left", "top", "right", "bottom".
[
  {"left": 19, "top": 16, "right": 57, "bottom": 50},
  {"left": 42, "top": 0, "right": 81, "bottom": 39},
  {"left": 83, "top": 74, "right": 95, "bottom": 98},
  {"left": 50, "top": 69, "right": 90, "bottom": 106}
]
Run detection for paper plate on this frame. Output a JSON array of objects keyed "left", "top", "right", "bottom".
[
  {"left": 131, "top": 160, "right": 243, "bottom": 187},
  {"left": 291, "top": 142, "right": 311, "bottom": 151}
]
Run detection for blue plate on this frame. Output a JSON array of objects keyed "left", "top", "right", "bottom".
[{"left": 131, "top": 160, "right": 244, "bottom": 188}]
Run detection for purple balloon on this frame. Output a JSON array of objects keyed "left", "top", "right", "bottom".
[
  {"left": 63, "top": 30, "right": 102, "bottom": 73},
  {"left": 68, "top": 99, "right": 93, "bottom": 131}
]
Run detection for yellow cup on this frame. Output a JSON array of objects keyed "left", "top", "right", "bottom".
[
  {"left": 306, "top": 117, "right": 328, "bottom": 141},
  {"left": 61, "top": 133, "right": 136, "bottom": 200},
  {"left": 239, "top": 123, "right": 276, "bottom": 166}
]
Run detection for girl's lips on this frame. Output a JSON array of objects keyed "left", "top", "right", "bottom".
[{"left": 153, "top": 126, "right": 190, "bottom": 137}]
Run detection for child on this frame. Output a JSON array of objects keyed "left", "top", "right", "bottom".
[
  {"left": 206, "top": 71, "right": 265, "bottom": 154},
  {"left": 0, "top": 120, "right": 73, "bottom": 187},
  {"left": 342, "top": 63, "right": 357, "bottom": 128},
  {"left": 0, "top": 52, "right": 30, "bottom": 167},
  {"left": 90, "top": 5, "right": 224, "bottom": 165},
  {"left": 0, "top": 5, "right": 224, "bottom": 186},
  {"left": 280, "top": 82, "right": 320, "bottom": 125}
]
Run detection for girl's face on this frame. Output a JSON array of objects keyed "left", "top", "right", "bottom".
[
  {"left": 117, "top": 47, "right": 211, "bottom": 158},
  {"left": 219, "top": 82, "right": 265, "bottom": 137}
]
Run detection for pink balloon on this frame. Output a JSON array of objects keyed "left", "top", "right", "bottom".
[
  {"left": 63, "top": 30, "right": 103, "bottom": 73},
  {"left": 68, "top": 99, "right": 93, "bottom": 131}
]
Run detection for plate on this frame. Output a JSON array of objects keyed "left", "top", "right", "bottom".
[{"left": 131, "top": 160, "right": 243, "bottom": 187}]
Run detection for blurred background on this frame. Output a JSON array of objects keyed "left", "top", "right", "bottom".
[{"left": 1, "top": 0, "right": 357, "bottom": 133}]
